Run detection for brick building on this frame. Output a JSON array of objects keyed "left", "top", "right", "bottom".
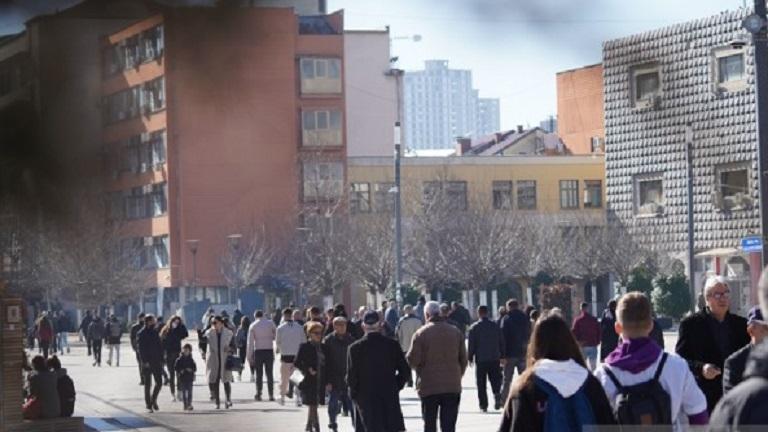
[{"left": 556, "top": 63, "right": 605, "bottom": 155}]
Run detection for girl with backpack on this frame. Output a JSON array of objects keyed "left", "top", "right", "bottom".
[{"left": 498, "top": 314, "right": 616, "bottom": 432}]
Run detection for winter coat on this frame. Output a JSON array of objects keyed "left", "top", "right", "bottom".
[
  {"left": 322, "top": 332, "right": 354, "bottom": 390},
  {"left": 205, "top": 327, "right": 234, "bottom": 384},
  {"left": 385, "top": 307, "right": 400, "bottom": 331},
  {"left": 276, "top": 320, "right": 305, "bottom": 358},
  {"left": 572, "top": 311, "right": 601, "bottom": 347},
  {"left": 449, "top": 306, "right": 472, "bottom": 335},
  {"left": 347, "top": 332, "right": 409, "bottom": 432},
  {"left": 294, "top": 341, "right": 325, "bottom": 406},
  {"left": 498, "top": 359, "right": 617, "bottom": 432},
  {"left": 395, "top": 314, "right": 422, "bottom": 353},
  {"left": 599, "top": 309, "right": 618, "bottom": 361},
  {"left": 162, "top": 324, "right": 189, "bottom": 354},
  {"left": 675, "top": 310, "right": 749, "bottom": 413},
  {"left": 407, "top": 317, "right": 468, "bottom": 398},
  {"left": 55, "top": 368, "right": 75, "bottom": 417},
  {"left": 174, "top": 353, "right": 197, "bottom": 384},
  {"left": 501, "top": 309, "right": 530, "bottom": 358},
  {"left": 709, "top": 340, "right": 768, "bottom": 428},
  {"left": 232, "top": 310, "right": 244, "bottom": 327},
  {"left": 37, "top": 319, "right": 55, "bottom": 343},
  {"left": 56, "top": 314, "right": 72, "bottom": 333},
  {"left": 28, "top": 370, "right": 61, "bottom": 419},
  {"left": 130, "top": 321, "right": 143, "bottom": 351},
  {"left": 137, "top": 326, "right": 164, "bottom": 368},
  {"left": 87, "top": 318, "right": 106, "bottom": 341},
  {"left": 468, "top": 317, "right": 505, "bottom": 363},
  {"left": 650, "top": 319, "right": 665, "bottom": 350},
  {"left": 235, "top": 327, "right": 248, "bottom": 350},
  {"left": 105, "top": 319, "right": 123, "bottom": 345},
  {"left": 79, "top": 314, "right": 93, "bottom": 335},
  {"left": 723, "top": 343, "right": 752, "bottom": 394}
]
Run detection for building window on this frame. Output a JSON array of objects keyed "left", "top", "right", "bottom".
[
  {"left": 350, "top": 183, "right": 371, "bottom": 214},
  {"left": 714, "top": 164, "right": 752, "bottom": 211},
  {"left": 713, "top": 47, "right": 747, "bottom": 93},
  {"left": 559, "top": 180, "right": 579, "bottom": 210},
  {"left": 301, "top": 109, "right": 343, "bottom": 147},
  {"left": 492, "top": 181, "right": 513, "bottom": 210},
  {"left": 517, "top": 180, "right": 536, "bottom": 210},
  {"left": 583, "top": 180, "right": 602, "bottom": 209},
  {"left": 142, "top": 25, "right": 164, "bottom": 61},
  {"left": 303, "top": 161, "right": 344, "bottom": 201},
  {"left": 300, "top": 57, "right": 342, "bottom": 94},
  {"left": 104, "top": 25, "right": 164, "bottom": 76},
  {"left": 631, "top": 63, "right": 661, "bottom": 108},
  {"left": 590, "top": 136, "right": 604, "bottom": 153},
  {"left": 374, "top": 182, "right": 395, "bottom": 213},
  {"left": 119, "top": 182, "right": 167, "bottom": 220},
  {"left": 634, "top": 174, "right": 664, "bottom": 216},
  {"left": 152, "top": 235, "right": 170, "bottom": 269},
  {"left": 445, "top": 181, "right": 468, "bottom": 211},
  {"left": 116, "top": 130, "right": 166, "bottom": 176},
  {"left": 143, "top": 77, "right": 165, "bottom": 113}
]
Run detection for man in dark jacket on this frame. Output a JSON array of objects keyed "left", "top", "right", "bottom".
[
  {"left": 710, "top": 269, "right": 768, "bottom": 428},
  {"left": 323, "top": 317, "right": 354, "bottom": 432},
  {"left": 467, "top": 305, "right": 505, "bottom": 412},
  {"left": 347, "top": 311, "right": 409, "bottom": 432},
  {"left": 722, "top": 306, "right": 768, "bottom": 394},
  {"left": 87, "top": 315, "right": 106, "bottom": 367},
  {"left": 79, "top": 310, "right": 93, "bottom": 356},
  {"left": 130, "top": 313, "right": 146, "bottom": 385},
  {"left": 137, "top": 314, "right": 164, "bottom": 413},
  {"left": 676, "top": 276, "right": 750, "bottom": 413},
  {"left": 599, "top": 299, "right": 618, "bottom": 361},
  {"left": 449, "top": 302, "right": 471, "bottom": 336},
  {"left": 500, "top": 299, "right": 530, "bottom": 401}
]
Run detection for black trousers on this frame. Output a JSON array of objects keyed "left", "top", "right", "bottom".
[
  {"left": 421, "top": 393, "right": 460, "bottom": 432},
  {"left": 86, "top": 337, "right": 92, "bottom": 356},
  {"left": 92, "top": 339, "right": 103, "bottom": 365},
  {"left": 40, "top": 341, "right": 50, "bottom": 359},
  {"left": 135, "top": 351, "right": 144, "bottom": 384},
  {"left": 209, "top": 380, "right": 232, "bottom": 406},
  {"left": 143, "top": 366, "right": 163, "bottom": 408},
  {"left": 253, "top": 349, "right": 274, "bottom": 397},
  {"left": 475, "top": 360, "right": 502, "bottom": 410},
  {"left": 165, "top": 351, "right": 179, "bottom": 394}
]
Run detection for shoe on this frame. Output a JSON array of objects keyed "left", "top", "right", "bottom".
[
  {"left": 171, "top": 395, "right": 177, "bottom": 402},
  {"left": 210, "top": 394, "right": 216, "bottom": 401},
  {"left": 279, "top": 396, "right": 285, "bottom": 405},
  {"left": 269, "top": 396, "right": 275, "bottom": 402},
  {"left": 494, "top": 400, "right": 502, "bottom": 410},
  {"left": 106, "top": 360, "right": 111, "bottom": 366},
  {"left": 216, "top": 403, "right": 221, "bottom": 410},
  {"left": 250, "top": 375, "right": 255, "bottom": 383},
  {"left": 67, "top": 348, "right": 70, "bottom": 353},
  {"left": 225, "top": 400, "right": 232, "bottom": 409},
  {"left": 481, "top": 407, "right": 488, "bottom": 413},
  {"left": 287, "top": 390, "right": 293, "bottom": 399},
  {"left": 342, "top": 411, "right": 349, "bottom": 417},
  {"left": 93, "top": 361, "right": 97, "bottom": 367},
  {"left": 147, "top": 406, "right": 154, "bottom": 413},
  {"left": 255, "top": 394, "right": 262, "bottom": 401},
  {"left": 188, "top": 405, "right": 194, "bottom": 411},
  {"left": 152, "top": 401, "right": 159, "bottom": 411},
  {"left": 329, "top": 423, "right": 338, "bottom": 432}
]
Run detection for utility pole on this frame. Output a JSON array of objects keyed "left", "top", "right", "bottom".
[
  {"left": 745, "top": 2, "right": 768, "bottom": 267},
  {"left": 387, "top": 68, "right": 405, "bottom": 302},
  {"left": 685, "top": 124, "right": 696, "bottom": 313}
]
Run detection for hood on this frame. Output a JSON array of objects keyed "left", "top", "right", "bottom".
[
  {"left": 605, "top": 337, "right": 662, "bottom": 374},
  {"left": 55, "top": 368, "right": 68, "bottom": 377},
  {"left": 744, "top": 339, "right": 768, "bottom": 379},
  {"left": 534, "top": 359, "right": 589, "bottom": 398}
]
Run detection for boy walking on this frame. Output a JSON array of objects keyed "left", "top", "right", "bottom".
[
  {"left": 175, "top": 344, "right": 197, "bottom": 411},
  {"left": 595, "top": 292, "right": 708, "bottom": 430}
]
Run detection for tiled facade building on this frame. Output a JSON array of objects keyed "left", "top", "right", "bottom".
[{"left": 604, "top": 8, "right": 761, "bottom": 312}]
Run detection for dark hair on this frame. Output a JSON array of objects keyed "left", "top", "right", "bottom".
[
  {"left": 581, "top": 302, "right": 589, "bottom": 310},
  {"left": 138, "top": 312, "right": 146, "bottom": 320},
  {"left": 46, "top": 355, "right": 62, "bottom": 370},
  {"left": 513, "top": 315, "right": 586, "bottom": 395},
  {"left": 418, "top": 296, "right": 426, "bottom": 303},
  {"left": 309, "top": 306, "right": 321, "bottom": 315},
  {"left": 240, "top": 316, "right": 251, "bottom": 330},
  {"left": 31, "top": 355, "right": 47, "bottom": 372},
  {"left": 506, "top": 299, "right": 519, "bottom": 309},
  {"left": 477, "top": 305, "right": 489, "bottom": 316},
  {"left": 144, "top": 314, "right": 155, "bottom": 325},
  {"left": 523, "top": 305, "right": 535, "bottom": 316},
  {"left": 213, "top": 315, "right": 223, "bottom": 324},
  {"left": 182, "top": 343, "right": 193, "bottom": 351},
  {"left": 608, "top": 299, "right": 618, "bottom": 310},
  {"left": 529, "top": 309, "right": 541, "bottom": 321},
  {"left": 283, "top": 308, "right": 293, "bottom": 316},
  {"left": 254, "top": 310, "right": 264, "bottom": 318},
  {"left": 326, "top": 308, "right": 334, "bottom": 315}
]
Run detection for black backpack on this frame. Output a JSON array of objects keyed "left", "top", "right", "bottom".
[
  {"left": 57, "top": 374, "right": 76, "bottom": 417},
  {"left": 603, "top": 352, "right": 673, "bottom": 427}
]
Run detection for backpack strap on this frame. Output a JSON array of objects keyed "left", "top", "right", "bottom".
[
  {"left": 652, "top": 352, "right": 669, "bottom": 382},
  {"left": 602, "top": 366, "right": 625, "bottom": 393}
]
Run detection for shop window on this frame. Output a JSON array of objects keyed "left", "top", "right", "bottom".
[{"left": 492, "top": 181, "right": 513, "bottom": 210}]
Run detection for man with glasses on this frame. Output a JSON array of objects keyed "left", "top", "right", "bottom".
[{"left": 676, "top": 275, "right": 749, "bottom": 413}]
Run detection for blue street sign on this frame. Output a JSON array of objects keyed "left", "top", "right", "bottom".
[{"left": 741, "top": 236, "right": 763, "bottom": 252}]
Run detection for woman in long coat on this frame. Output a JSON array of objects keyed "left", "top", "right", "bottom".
[
  {"left": 205, "top": 316, "right": 235, "bottom": 409},
  {"left": 294, "top": 321, "right": 325, "bottom": 432}
]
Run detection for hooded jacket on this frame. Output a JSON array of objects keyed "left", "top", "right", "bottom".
[
  {"left": 498, "top": 359, "right": 616, "bottom": 432},
  {"left": 709, "top": 340, "right": 768, "bottom": 428}
]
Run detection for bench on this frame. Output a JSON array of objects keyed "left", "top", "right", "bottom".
[{"left": 6, "top": 416, "right": 84, "bottom": 432}]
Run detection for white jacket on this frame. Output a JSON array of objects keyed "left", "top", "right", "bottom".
[
  {"left": 246, "top": 318, "right": 276, "bottom": 363},
  {"left": 275, "top": 320, "right": 305, "bottom": 357}
]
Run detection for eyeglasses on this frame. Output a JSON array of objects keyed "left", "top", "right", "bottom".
[{"left": 709, "top": 291, "right": 731, "bottom": 300}]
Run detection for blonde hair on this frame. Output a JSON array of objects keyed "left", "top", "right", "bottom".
[
  {"left": 616, "top": 292, "right": 653, "bottom": 337},
  {"left": 304, "top": 321, "right": 323, "bottom": 338}
]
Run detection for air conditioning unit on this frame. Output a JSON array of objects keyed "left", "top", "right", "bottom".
[{"left": 735, "top": 192, "right": 755, "bottom": 209}]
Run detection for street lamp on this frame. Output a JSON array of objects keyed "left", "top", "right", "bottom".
[
  {"left": 385, "top": 68, "right": 405, "bottom": 303},
  {"left": 685, "top": 124, "right": 696, "bottom": 314}
]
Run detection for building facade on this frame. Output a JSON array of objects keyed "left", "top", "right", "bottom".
[
  {"left": 604, "top": 8, "right": 760, "bottom": 313},
  {"left": 403, "top": 60, "right": 500, "bottom": 150},
  {"left": 556, "top": 63, "right": 605, "bottom": 155}
]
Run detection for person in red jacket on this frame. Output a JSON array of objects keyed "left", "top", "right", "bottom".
[{"left": 571, "top": 302, "right": 601, "bottom": 370}]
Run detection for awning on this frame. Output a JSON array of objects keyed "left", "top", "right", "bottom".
[{"left": 695, "top": 248, "right": 740, "bottom": 258}]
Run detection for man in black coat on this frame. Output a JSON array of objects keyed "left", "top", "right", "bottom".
[
  {"left": 710, "top": 269, "right": 768, "bottom": 429},
  {"left": 676, "top": 276, "right": 749, "bottom": 413},
  {"left": 500, "top": 299, "right": 530, "bottom": 401},
  {"left": 599, "top": 300, "right": 618, "bottom": 361},
  {"left": 323, "top": 317, "right": 354, "bottom": 432},
  {"left": 347, "top": 311, "right": 409, "bottom": 432},
  {"left": 137, "top": 314, "right": 164, "bottom": 413},
  {"left": 79, "top": 310, "right": 93, "bottom": 356},
  {"left": 130, "top": 313, "right": 146, "bottom": 385},
  {"left": 722, "top": 306, "right": 768, "bottom": 393},
  {"left": 467, "top": 305, "right": 505, "bottom": 412}
]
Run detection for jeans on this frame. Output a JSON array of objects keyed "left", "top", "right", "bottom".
[
  {"left": 421, "top": 393, "right": 461, "bottom": 432},
  {"left": 57, "top": 332, "right": 69, "bottom": 354},
  {"left": 500, "top": 356, "right": 526, "bottom": 402},
  {"left": 280, "top": 358, "right": 295, "bottom": 397},
  {"left": 108, "top": 343, "right": 120, "bottom": 366},
  {"left": 179, "top": 380, "right": 193, "bottom": 408},
  {"left": 165, "top": 351, "right": 180, "bottom": 394},
  {"left": 92, "top": 339, "right": 103, "bottom": 365},
  {"left": 475, "top": 360, "right": 502, "bottom": 410},
  {"left": 143, "top": 366, "right": 163, "bottom": 408},
  {"left": 582, "top": 346, "right": 598, "bottom": 371},
  {"left": 253, "top": 350, "right": 274, "bottom": 397},
  {"left": 327, "top": 388, "right": 352, "bottom": 428}
]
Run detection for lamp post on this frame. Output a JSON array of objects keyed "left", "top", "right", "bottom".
[
  {"left": 385, "top": 68, "right": 405, "bottom": 303},
  {"left": 685, "top": 124, "right": 696, "bottom": 313},
  {"left": 227, "top": 234, "right": 243, "bottom": 308}
]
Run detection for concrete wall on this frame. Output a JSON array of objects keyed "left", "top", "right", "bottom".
[
  {"left": 556, "top": 63, "right": 604, "bottom": 155},
  {"left": 344, "top": 31, "right": 397, "bottom": 157}
]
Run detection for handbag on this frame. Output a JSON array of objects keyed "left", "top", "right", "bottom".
[
  {"left": 289, "top": 368, "right": 305, "bottom": 386},
  {"left": 225, "top": 355, "right": 243, "bottom": 372},
  {"left": 22, "top": 396, "right": 41, "bottom": 420}
]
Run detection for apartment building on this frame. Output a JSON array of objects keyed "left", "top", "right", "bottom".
[
  {"left": 556, "top": 63, "right": 605, "bottom": 155},
  {"left": 101, "top": 8, "right": 346, "bottom": 316},
  {"left": 604, "top": 8, "right": 760, "bottom": 313}
]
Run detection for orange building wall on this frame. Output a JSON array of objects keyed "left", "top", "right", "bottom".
[{"left": 556, "top": 64, "right": 604, "bottom": 155}]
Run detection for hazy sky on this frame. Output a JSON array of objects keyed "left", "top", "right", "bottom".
[{"left": 329, "top": 0, "right": 746, "bottom": 130}]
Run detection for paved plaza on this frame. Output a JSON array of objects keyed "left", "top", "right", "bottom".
[{"left": 50, "top": 332, "right": 679, "bottom": 432}]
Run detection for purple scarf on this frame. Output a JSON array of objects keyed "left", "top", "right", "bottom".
[{"left": 605, "top": 337, "right": 662, "bottom": 374}]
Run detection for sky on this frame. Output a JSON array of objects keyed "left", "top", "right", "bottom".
[
  {"left": 329, "top": 0, "right": 747, "bottom": 130},
  {"left": 0, "top": 0, "right": 749, "bottom": 130}
]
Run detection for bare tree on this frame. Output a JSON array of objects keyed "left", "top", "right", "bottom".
[
  {"left": 348, "top": 214, "right": 395, "bottom": 296},
  {"left": 220, "top": 226, "right": 274, "bottom": 305}
]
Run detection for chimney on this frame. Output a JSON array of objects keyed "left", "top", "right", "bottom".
[
  {"left": 517, "top": 125, "right": 524, "bottom": 134},
  {"left": 495, "top": 132, "right": 504, "bottom": 142},
  {"left": 456, "top": 137, "right": 472, "bottom": 156}
]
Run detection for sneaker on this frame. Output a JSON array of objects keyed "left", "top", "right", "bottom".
[
  {"left": 147, "top": 407, "right": 154, "bottom": 413},
  {"left": 188, "top": 405, "right": 194, "bottom": 411},
  {"left": 329, "top": 424, "right": 338, "bottom": 432},
  {"left": 225, "top": 400, "right": 232, "bottom": 409},
  {"left": 296, "top": 398, "right": 302, "bottom": 407}
]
